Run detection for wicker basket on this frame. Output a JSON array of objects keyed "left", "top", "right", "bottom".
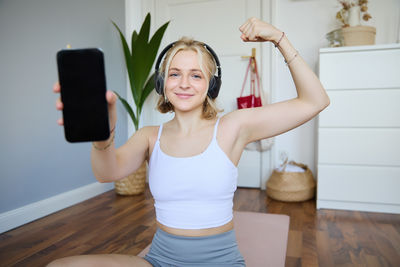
[
  {"left": 114, "top": 161, "right": 147, "bottom": 195},
  {"left": 342, "top": 25, "right": 376, "bottom": 46},
  {"left": 266, "top": 161, "right": 315, "bottom": 202}
]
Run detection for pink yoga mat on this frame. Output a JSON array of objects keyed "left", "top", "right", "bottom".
[{"left": 137, "top": 211, "right": 289, "bottom": 267}]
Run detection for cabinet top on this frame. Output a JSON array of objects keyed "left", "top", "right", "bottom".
[{"left": 320, "top": 43, "right": 400, "bottom": 54}]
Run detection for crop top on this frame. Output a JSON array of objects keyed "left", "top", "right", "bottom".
[{"left": 148, "top": 118, "right": 238, "bottom": 229}]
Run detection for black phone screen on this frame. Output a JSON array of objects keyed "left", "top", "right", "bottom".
[{"left": 57, "top": 48, "right": 110, "bottom": 142}]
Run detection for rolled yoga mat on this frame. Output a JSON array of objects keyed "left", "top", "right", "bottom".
[{"left": 137, "top": 211, "right": 290, "bottom": 267}]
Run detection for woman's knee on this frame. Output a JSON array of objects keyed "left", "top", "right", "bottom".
[
  {"left": 46, "top": 255, "right": 96, "bottom": 267},
  {"left": 46, "top": 254, "right": 152, "bottom": 267},
  {"left": 46, "top": 257, "right": 70, "bottom": 267}
]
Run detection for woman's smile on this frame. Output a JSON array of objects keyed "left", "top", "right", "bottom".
[{"left": 175, "top": 93, "right": 194, "bottom": 99}]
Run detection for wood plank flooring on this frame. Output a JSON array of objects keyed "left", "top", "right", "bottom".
[{"left": 1, "top": 186, "right": 399, "bottom": 267}]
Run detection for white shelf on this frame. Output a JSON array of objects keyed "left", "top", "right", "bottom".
[
  {"left": 320, "top": 43, "right": 400, "bottom": 53},
  {"left": 317, "top": 45, "right": 400, "bottom": 214}
]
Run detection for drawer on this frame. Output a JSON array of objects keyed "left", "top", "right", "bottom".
[
  {"left": 319, "top": 47, "right": 400, "bottom": 90},
  {"left": 319, "top": 89, "right": 400, "bottom": 127},
  {"left": 318, "top": 128, "right": 400, "bottom": 166},
  {"left": 317, "top": 165, "right": 400, "bottom": 204}
]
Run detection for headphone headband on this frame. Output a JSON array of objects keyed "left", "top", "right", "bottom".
[{"left": 154, "top": 41, "right": 222, "bottom": 99}]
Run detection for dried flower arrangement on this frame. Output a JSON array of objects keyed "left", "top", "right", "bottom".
[{"left": 336, "top": 0, "right": 372, "bottom": 27}]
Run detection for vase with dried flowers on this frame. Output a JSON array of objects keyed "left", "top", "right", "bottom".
[
  {"left": 335, "top": 0, "right": 375, "bottom": 46},
  {"left": 336, "top": 0, "right": 372, "bottom": 27}
]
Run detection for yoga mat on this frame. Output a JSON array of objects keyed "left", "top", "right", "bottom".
[{"left": 137, "top": 211, "right": 290, "bottom": 267}]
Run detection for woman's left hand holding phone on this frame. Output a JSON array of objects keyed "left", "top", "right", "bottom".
[
  {"left": 54, "top": 82, "right": 123, "bottom": 182},
  {"left": 53, "top": 82, "right": 118, "bottom": 138}
]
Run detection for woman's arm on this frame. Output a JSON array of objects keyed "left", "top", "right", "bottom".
[
  {"left": 54, "top": 83, "right": 149, "bottom": 183},
  {"left": 91, "top": 125, "right": 150, "bottom": 183},
  {"left": 90, "top": 92, "right": 150, "bottom": 183},
  {"left": 228, "top": 17, "right": 330, "bottom": 144}
]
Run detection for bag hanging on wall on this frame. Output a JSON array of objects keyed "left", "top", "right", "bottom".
[
  {"left": 237, "top": 56, "right": 274, "bottom": 152},
  {"left": 237, "top": 57, "right": 262, "bottom": 109}
]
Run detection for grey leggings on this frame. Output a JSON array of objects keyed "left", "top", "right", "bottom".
[{"left": 144, "top": 228, "right": 246, "bottom": 266}]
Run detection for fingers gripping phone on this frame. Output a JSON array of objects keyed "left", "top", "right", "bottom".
[{"left": 56, "top": 48, "right": 110, "bottom": 142}]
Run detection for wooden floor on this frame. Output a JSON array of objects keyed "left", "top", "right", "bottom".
[{"left": 1, "top": 186, "right": 400, "bottom": 267}]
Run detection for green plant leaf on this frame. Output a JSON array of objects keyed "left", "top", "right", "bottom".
[
  {"left": 131, "top": 30, "right": 138, "bottom": 52},
  {"left": 112, "top": 14, "right": 168, "bottom": 131},
  {"left": 145, "top": 21, "right": 170, "bottom": 77},
  {"left": 131, "top": 14, "right": 152, "bottom": 100},
  {"left": 111, "top": 21, "right": 139, "bottom": 104},
  {"left": 138, "top": 13, "right": 151, "bottom": 44},
  {"left": 139, "top": 72, "right": 156, "bottom": 111},
  {"left": 114, "top": 91, "right": 138, "bottom": 129}
]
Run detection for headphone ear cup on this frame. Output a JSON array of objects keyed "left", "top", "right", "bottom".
[
  {"left": 155, "top": 73, "right": 164, "bottom": 95},
  {"left": 207, "top": 75, "right": 221, "bottom": 99}
]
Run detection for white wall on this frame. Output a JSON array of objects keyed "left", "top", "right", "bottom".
[
  {"left": 0, "top": 0, "right": 126, "bottom": 233},
  {"left": 271, "top": 0, "right": 400, "bottom": 174}
]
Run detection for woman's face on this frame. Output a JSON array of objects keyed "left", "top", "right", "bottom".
[{"left": 165, "top": 50, "right": 209, "bottom": 112}]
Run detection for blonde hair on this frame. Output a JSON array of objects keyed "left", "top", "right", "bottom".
[{"left": 156, "top": 37, "right": 223, "bottom": 120}]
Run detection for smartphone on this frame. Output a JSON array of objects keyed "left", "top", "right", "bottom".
[{"left": 56, "top": 48, "right": 110, "bottom": 142}]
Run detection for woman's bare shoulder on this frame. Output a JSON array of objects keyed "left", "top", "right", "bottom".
[
  {"left": 139, "top": 125, "right": 159, "bottom": 133},
  {"left": 219, "top": 111, "right": 242, "bottom": 132},
  {"left": 219, "top": 110, "right": 248, "bottom": 146},
  {"left": 217, "top": 113, "right": 242, "bottom": 141},
  {"left": 125, "top": 126, "right": 160, "bottom": 160},
  {"left": 137, "top": 125, "right": 159, "bottom": 141},
  {"left": 124, "top": 126, "right": 159, "bottom": 146}
]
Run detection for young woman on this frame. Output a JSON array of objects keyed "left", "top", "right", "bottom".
[{"left": 50, "top": 17, "right": 329, "bottom": 267}]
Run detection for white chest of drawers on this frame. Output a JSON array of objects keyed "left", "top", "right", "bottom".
[{"left": 317, "top": 44, "right": 400, "bottom": 214}]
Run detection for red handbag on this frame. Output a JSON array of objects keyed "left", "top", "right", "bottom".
[{"left": 237, "top": 57, "right": 262, "bottom": 109}]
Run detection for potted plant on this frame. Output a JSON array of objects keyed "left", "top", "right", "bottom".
[
  {"left": 112, "top": 13, "right": 169, "bottom": 195},
  {"left": 336, "top": 0, "right": 375, "bottom": 46}
]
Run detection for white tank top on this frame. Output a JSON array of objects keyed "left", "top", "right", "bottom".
[{"left": 148, "top": 118, "right": 238, "bottom": 229}]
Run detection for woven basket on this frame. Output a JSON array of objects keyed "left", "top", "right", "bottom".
[
  {"left": 266, "top": 161, "right": 315, "bottom": 202},
  {"left": 114, "top": 161, "right": 147, "bottom": 195},
  {"left": 342, "top": 25, "right": 376, "bottom": 46}
]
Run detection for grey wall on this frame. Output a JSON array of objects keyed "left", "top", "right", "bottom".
[{"left": 0, "top": 0, "right": 126, "bottom": 213}]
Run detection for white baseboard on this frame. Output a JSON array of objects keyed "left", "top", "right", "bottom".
[
  {"left": 0, "top": 182, "right": 114, "bottom": 234},
  {"left": 317, "top": 199, "right": 400, "bottom": 214}
]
